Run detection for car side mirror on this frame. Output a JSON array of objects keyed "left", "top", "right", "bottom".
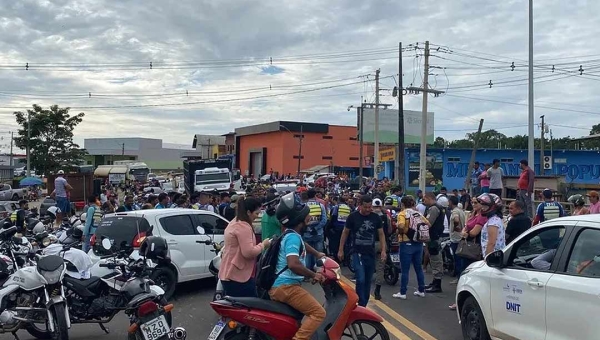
[
  {"left": 197, "top": 226, "right": 206, "bottom": 235},
  {"left": 486, "top": 250, "right": 505, "bottom": 268}
]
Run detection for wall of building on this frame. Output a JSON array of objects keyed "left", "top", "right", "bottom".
[
  {"left": 379, "top": 148, "right": 600, "bottom": 190},
  {"left": 238, "top": 131, "right": 284, "bottom": 176}
]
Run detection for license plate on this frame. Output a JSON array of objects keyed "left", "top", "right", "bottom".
[
  {"left": 208, "top": 319, "right": 225, "bottom": 340},
  {"left": 391, "top": 254, "right": 400, "bottom": 263},
  {"left": 140, "top": 315, "right": 170, "bottom": 340}
]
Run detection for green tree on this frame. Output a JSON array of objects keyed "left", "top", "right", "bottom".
[
  {"left": 582, "top": 123, "right": 600, "bottom": 149},
  {"left": 14, "top": 105, "right": 86, "bottom": 176},
  {"left": 433, "top": 136, "right": 447, "bottom": 148}
]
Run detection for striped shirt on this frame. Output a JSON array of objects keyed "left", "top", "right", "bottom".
[{"left": 535, "top": 201, "right": 565, "bottom": 222}]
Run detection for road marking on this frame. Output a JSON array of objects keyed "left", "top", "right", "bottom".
[{"left": 340, "top": 275, "right": 437, "bottom": 340}]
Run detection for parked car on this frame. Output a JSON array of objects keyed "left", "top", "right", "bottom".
[
  {"left": 0, "top": 184, "right": 26, "bottom": 201},
  {"left": 89, "top": 209, "right": 229, "bottom": 300},
  {"left": 456, "top": 214, "right": 600, "bottom": 340},
  {"left": 0, "top": 201, "right": 18, "bottom": 219}
]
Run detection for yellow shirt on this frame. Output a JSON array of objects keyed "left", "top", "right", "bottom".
[{"left": 396, "top": 209, "right": 410, "bottom": 242}]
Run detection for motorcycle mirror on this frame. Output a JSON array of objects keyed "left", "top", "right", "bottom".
[{"left": 101, "top": 238, "right": 112, "bottom": 250}]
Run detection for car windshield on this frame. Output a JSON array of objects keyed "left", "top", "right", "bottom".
[
  {"left": 196, "top": 173, "right": 230, "bottom": 184},
  {"left": 162, "top": 183, "right": 173, "bottom": 190}
]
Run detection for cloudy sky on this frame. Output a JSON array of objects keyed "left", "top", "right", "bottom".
[{"left": 1, "top": 0, "right": 599, "bottom": 153}]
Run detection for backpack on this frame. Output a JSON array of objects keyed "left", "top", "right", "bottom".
[
  {"left": 405, "top": 209, "right": 431, "bottom": 243},
  {"left": 255, "top": 229, "right": 304, "bottom": 297}
]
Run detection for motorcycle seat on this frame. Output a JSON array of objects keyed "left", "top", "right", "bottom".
[
  {"left": 37, "top": 255, "right": 64, "bottom": 272},
  {"left": 64, "top": 276, "right": 101, "bottom": 288},
  {"left": 224, "top": 296, "right": 304, "bottom": 320}
]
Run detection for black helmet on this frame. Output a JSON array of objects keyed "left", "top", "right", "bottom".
[
  {"left": 71, "top": 227, "right": 83, "bottom": 240},
  {"left": 275, "top": 192, "right": 310, "bottom": 228},
  {"left": 139, "top": 236, "right": 169, "bottom": 261},
  {"left": 568, "top": 194, "right": 585, "bottom": 207}
]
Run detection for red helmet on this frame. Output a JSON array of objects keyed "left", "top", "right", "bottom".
[{"left": 476, "top": 193, "right": 502, "bottom": 213}]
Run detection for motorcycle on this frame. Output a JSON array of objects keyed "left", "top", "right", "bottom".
[
  {"left": 208, "top": 257, "right": 390, "bottom": 340},
  {"left": 384, "top": 235, "right": 400, "bottom": 285},
  {"left": 440, "top": 238, "right": 455, "bottom": 275},
  {"left": 0, "top": 226, "right": 71, "bottom": 340},
  {"left": 207, "top": 240, "right": 224, "bottom": 301}
]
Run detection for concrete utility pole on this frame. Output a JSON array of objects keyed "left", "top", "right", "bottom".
[
  {"left": 395, "top": 42, "right": 406, "bottom": 188},
  {"left": 464, "top": 119, "right": 485, "bottom": 192},
  {"left": 9, "top": 131, "right": 14, "bottom": 169},
  {"left": 358, "top": 105, "right": 364, "bottom": 181},
  {"left": 26, "top": 111, "right": 31, "bottom": 177},
  {"left": 297, "top": 124, "right": 303, "bottom": 177},
  {"left": 374, "top": 69, "right": 381, "bottom": 177},
  {"left": 122, "top": 143, "right": 125, "bottom": 156},
  {"left": 419, "top": 41, "right": 430, "bottom": 193},
  {"left": 540, "top": 115, "right": 545, "bottom": 175},
  {"left": 528, "top": 0, "right": 535, "bottom": 173}
]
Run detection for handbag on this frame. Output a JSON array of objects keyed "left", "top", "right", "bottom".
[{"left": 456, "top": 238, "right": 483, "bottom": 261}]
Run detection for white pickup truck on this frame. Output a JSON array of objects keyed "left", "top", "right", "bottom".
[{"left": 0, "top": 184, "right": 26, "bottom": 201}]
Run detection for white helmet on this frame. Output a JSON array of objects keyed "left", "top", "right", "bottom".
[
  {"left": 32, "top": 221, "right": 46, "bottom": 234},
  {"left": 47, "top": 206, "right": 61, "bottom": 219},
  {"left": 436, "top": 194, "right": 449, "bottom": 208},
  {"left": 80, "top": 213, "right": 87, "bottom": 222}
]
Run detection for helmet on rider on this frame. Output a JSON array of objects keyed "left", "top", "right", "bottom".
[
  {"left": 568, "top": 194, "right": 585, "bottom": 207},
  {"left": 476, "top": 193, "right": 502, "bottom": 213},
  {"left": 275, "top": 192, "right": 310, "bottom": 229}
]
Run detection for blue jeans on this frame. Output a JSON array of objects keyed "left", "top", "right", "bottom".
[
  {"left": 305, "top": 238, "right": 324, "bottom": 272},
  {"left": 352, "top": 252, "right": 375, "bottom": 307},
  {"left": 399, "top": 242, "right": 425, "bottom": 295},
  {"left": 222, "top": 278, "right": 257, "bottom": 298}
]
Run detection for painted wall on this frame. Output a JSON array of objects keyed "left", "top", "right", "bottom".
[
  {"left": 238, "top": 126, "right": 371, "bottom": 176},
  {"left": 380, "top": 148, "right": 600, "bottom": 190}
]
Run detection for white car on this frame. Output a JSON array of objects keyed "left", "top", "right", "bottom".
[
  {"left": 456, "top": 214, "right": 600, "bottom": 340},
  {"left": 89, "top": 209, "right": 228, "bottom": 300}
]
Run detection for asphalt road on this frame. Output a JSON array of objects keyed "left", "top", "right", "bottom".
[{"left": 13, "top": 268, "right": 462, "bottom": 340}]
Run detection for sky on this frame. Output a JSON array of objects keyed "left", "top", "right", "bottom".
[{"left": 1, "top": 0, "right": 599, "bottom": 153}]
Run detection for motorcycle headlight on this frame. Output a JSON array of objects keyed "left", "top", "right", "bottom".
[
  {"left": 42, "top": 237, "right": 51, "bottom": 247},
  {"left": 41, "top": 263, "right": 65, "bottom": 284}
]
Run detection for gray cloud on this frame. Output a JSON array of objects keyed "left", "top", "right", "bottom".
[{"left": 0, "top": 0, "right": 599, "bottom": 153}]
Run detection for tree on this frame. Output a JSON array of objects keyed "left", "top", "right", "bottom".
[
  {"left": 433, "top": 137, "right": 447, "bottom": 148},
  {"left": 14, "top": 105, "right": 86, "bottom": 176}
]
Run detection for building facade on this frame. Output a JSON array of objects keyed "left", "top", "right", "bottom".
[
  {"left": 84, "top": 138, "right": 193, "bottom": 171},
  {"left": 192, "top": 134, "right": 227, "bottom": 159},
  {"left": 235, "top": 121, "right": 372, "bottom": 177}
]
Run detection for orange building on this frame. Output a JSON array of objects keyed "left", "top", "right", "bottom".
[{"left": 235, "top": 121, "right": 373, "bottom": 177}]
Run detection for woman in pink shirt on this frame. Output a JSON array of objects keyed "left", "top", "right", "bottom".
[
  {"left": 219, "top": 197, "right": 271, "bottom": 297},
  {"left": 588, "top": 191, "right": 600, "bottom": 214}
]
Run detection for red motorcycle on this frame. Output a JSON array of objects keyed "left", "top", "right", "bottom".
[{"left": 208, "top": 257, "right": 390, "bottom": 340}]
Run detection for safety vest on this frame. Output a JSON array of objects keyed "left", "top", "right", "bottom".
[
  {"left": 337, "top": 204, "right": 351, "bottom": 223},
  {"left": 307, "top": 200, "right": 323, "bottom": 225},
  {"left": 91, "top": 206, "right": 103, "bottom": 226},
  {"left": 10, "top": 210, "right": 17, "bottom": 223},
  {"left": 386, "top": 195, "right": 400, "bottom": 208}
]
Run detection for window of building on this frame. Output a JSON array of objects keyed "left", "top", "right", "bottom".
[
  {"left": 322, "top": 156, "right": 333, "bottom": 160},
  {"left": 448, "top": 157, "right": 460, "bottom": 162},
  {"left": 322, "top": 136, "right": 333, "bottom": 140},
  {"left": 349, "top": 157, "right": 359, "bottom": 161},
  {"left": 293, "top": 155, "right": 305, "bottom": 159},
  {"left": 293, "top": 134, "right": 304, "bottom": 138},
  {"left": 349, "top": 137, "right": 358, "bottom": 141},
  {"left": 501, "top": 158, "right": 514, "bottom": 163}
]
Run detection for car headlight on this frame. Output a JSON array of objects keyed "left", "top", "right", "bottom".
[{"left": 40, "top": 263, "right": 64, "bottom": 284}]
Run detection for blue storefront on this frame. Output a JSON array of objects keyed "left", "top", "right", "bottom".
[{"left": 380, "top": 148, "right": 600, "bottom": 191}]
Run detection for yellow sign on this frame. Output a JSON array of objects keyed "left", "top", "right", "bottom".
[{"left": 379, "top": 147, "right": 395, "bottom": 162}]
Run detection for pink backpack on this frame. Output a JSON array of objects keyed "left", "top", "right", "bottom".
[{"left": 405, "top": 209, "right": 430, "bottom": 243}]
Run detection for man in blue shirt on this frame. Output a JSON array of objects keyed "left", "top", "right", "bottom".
[
  {"left": 533, "top": 188, "right": 565, "bottom": 225},
  {"left": 270, "top": 193, "right": 326, "bottom": 340},
  {"left": 155, "top": 193, "right": 169, "bottom": 209}
]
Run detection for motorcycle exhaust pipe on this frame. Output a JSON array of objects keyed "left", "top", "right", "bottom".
[{"left": 172, "top": 327, "right": 187, "bottom": 340}]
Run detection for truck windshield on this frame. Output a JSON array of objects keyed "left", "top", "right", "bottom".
[
  {"left": 130, "top": 168, "right": 150, "bottom": 180},
  {"left": 196, "top": 173, "right": 230, "bottom": 184}
]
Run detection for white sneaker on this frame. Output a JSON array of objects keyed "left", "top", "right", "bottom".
[
  {"left": 413, "top": 291, "right": 425, "bottom": 298},
  {"left": 392, "top": 293, "right": 407, "bottom": 299}
]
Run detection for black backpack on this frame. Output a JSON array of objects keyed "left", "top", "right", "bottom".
[{"left": 255, "top": 229, "right": 304, "bottom": 297}]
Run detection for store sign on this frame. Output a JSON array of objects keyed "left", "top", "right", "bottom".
[
  {"left": 109, "top": 173, "right": 126, "bottom": 183},
  {"left": 379, "top": 148, "right": 396, "bottom": 162}
]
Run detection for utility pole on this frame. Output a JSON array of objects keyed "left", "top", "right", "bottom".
[
  {"left": 528, "top": 0, "right": 535, "bottom": 174},
  {"left": 297, "top": 124, "right": 303, "bottom": 177},
  {"left": 540, "top": 115, "right": 545, "bottom": 175},
  {"left": 405, "top": 41, "right": 444, "bottom": 193},
  {"left": 464, "top": 119, "right": 485, "bottom": 191},
  {"left": 395, "top": 42, "right": 406, "bottom": 188},
  {"left": 418, "top": 41, "right": 430, "bottom": 193},
  {"left": 9, "top": 131, "right": 14, "bottom": 169},
  {"left": 26, "top": 111, "right": 31, "bottom": 177},
  {"left": 374, "top": 69, "right": 381, "bottom": 178},
  {"left": 358, "top": 104, "right": 364, "bottom": 181},
  {"left": 122, "top": 143, "right": 125, "bottom": 156}
]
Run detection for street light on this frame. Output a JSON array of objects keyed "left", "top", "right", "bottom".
[{"left": 280, "top": 124, "right": 303, "bottom": 177}]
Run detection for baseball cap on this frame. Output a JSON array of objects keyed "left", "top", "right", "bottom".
[
  {"left": 587, "top": 190, "right": 599, "bottom": 198},
  {"left": 57, "top": 170, "right": 64, "bottom": 175},
  {"left": 372, "top": 198, "right": 383, "bottom": 207},
  {"left": 542, "top": 188, "right": 553, "bottom": 199}
]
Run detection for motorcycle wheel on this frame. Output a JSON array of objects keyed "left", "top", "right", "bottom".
[
  {"left": 384, "top": 263, "right": 399, "bottom": 285},
  {"left": 50, "top": 304, "right": 69, "bottom": 340},
  {"left": 150, "top": 266, "right": 177, "bottom": 301},
  {"left": 344, "top": 320, "right": 390, "bottom": 340}
]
